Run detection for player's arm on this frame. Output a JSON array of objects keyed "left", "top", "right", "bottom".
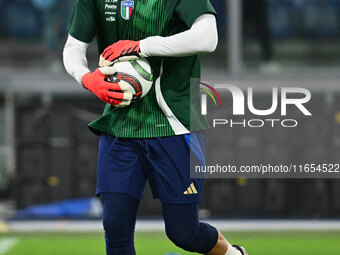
[
  {"left": 99, "top": 14, "right": 218, "bottom": 66},
  {"left": 63, "top": 35, "right": 90, "bottom": 85},
  {"left": 64, "top": 0, "right": 132, "bottom": 107},
  {"left": 63, "top": 35, "right": 132, "bottom": 107},
  {"left": 141, "top": 14, "right": 218, "bottom": 57}
]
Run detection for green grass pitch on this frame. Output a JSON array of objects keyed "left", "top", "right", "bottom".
[{"left": 1, "top": 231, "right": 340, "bottom": 255}]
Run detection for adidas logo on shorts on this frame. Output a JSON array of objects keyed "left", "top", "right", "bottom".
[{"left": 183, "top": 183, "right": 198, "bottom": 195}]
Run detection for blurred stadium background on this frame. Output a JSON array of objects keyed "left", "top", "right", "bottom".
[{"left": 0, "top": 0, "right": 340, "bottom": 254}]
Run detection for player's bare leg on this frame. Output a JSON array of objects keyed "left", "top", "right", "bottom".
[
  {"left": 206, "top": 231, "right": 228, "bottom": 254},
  {"left": 207, "top": 231, "right": 248, "bottom": 255}
]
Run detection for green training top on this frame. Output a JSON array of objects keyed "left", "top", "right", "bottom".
[{"left": 68, "top": 0, "right": 216, "bottom": 138}]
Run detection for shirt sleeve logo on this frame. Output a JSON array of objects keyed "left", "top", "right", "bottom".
[{"left": 121, "top": 0, "right": 134, "bottom": 20}]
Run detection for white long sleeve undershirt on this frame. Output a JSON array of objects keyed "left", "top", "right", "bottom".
[
  {"left": 140, "top": 14, "right": 218, "bottom": 57},
  {"left": 63, "top": 14, "right": 218, "bottom": 84},
  {"left": 63, "top": 36, "right": 90, "bottom": 84}
]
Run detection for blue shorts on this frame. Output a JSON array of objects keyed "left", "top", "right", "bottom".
[{"left": 96, "top": 133, "right": 206, "bottom": 204}]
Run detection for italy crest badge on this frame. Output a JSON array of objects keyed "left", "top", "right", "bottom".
[{"left": 121, "top": 1, "right": 134, "bottom": 20}]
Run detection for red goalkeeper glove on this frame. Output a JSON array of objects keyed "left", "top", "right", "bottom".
[
  {"left": 99, "top": 40, "right": 142, "bottom": 67},
  {"left": 81, "top": 67, "right": 132, "bottom": 107}
]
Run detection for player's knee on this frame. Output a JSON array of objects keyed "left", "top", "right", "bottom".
[
  {"left": 165, "top": 224, "right": 198, "bottom": 252},
  {"left": 101, "top": 195, "right": 127, "bottom": 237},
  {"left": 102, "top": 209, "right": 125, "bottom": 236},
  {"left": 103, "top": 210, "right": 126, "bottom": 240},
  {"left": 100, "top": 193, "right": 138, "bottom": 255},
  {"left": 165, "top": 222, "right": 218, "bottom": 253}
]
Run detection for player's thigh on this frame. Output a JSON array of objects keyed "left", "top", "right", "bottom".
[
  {"left": 100, "top": 192, "right": 139, "bottom": 233},
  {"left": 97, "top": 134, "right": 147, "bottom": 201},
  {"left": 143, "top": 132, "right": 206, "bottom": 204}
]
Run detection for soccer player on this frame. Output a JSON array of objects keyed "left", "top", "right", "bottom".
[{"left": 63, "top": 0, "right": 248, "bottom": 254}]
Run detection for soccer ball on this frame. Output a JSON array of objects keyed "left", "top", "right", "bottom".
[{"left": 107, "top": 58, "right": 153, "bottom": 101}]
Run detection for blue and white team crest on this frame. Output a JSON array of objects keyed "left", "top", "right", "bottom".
[{"left": 121, "top": 0, "right": 134, "bottom": 20}]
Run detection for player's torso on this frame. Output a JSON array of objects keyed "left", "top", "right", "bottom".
[{"left": 88, "top": 0, "right": 208, "bottom": 138}]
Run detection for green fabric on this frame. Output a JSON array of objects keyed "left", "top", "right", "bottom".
[
  {"left": 175, "top": 0, "right": 216, "bottom": 27},
  {"left": 68, "top": 0, "right": 216, "bottom": 138}
]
